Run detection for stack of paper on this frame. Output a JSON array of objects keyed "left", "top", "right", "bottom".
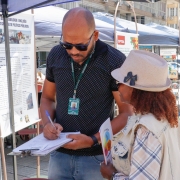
[{"left": 12, "top": 132, "right": 79, "bottom": 156}]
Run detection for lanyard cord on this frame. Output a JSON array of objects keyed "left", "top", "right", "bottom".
[{"left": 71, "top": 53, "right": 93, "bottom": 99}]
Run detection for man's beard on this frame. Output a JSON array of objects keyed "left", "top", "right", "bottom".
[
  {"left": 69, "top": 43, "right": 95, "bottom": 63},
  {"left": 85, "top": 43, "right": 95, "bottom": 59}
]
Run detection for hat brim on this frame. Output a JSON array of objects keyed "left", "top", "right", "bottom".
[{"left": 111, "top": 68, "right": 171, "bottom": 92}]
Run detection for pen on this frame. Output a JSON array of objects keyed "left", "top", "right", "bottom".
[{"left": 45, "top": 110, "right": 56, "bottom": 129}]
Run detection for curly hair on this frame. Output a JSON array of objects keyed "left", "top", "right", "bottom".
[{"left": 130, "top": 88, "right": 178, "bottom": 127}]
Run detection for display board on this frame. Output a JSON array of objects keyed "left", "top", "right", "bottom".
[
  {"left": 0, "top": 14, "right": 39, "bottom": 137},
  {"left": 160, "top": 48, "right": 177, "bottom": 62},
  {"left": 139, "top": 45, "right": 153, "bottom": 52},
  {"left": 160, "top": 47, "right": 178, "bottom": 80},
  {"left": 116, "top": 32, "right": 138, "bottom": 56}
]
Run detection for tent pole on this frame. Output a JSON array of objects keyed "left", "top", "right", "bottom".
[
  {"left": 2, "top": 3, "right": 18, "bottom": 180},
  {"left": 0, "top": 138, "right": 6, "bottom": 180},
  {"left": 114, "top": 1, "right": 120, "bottom": 49},
  {"left": 126, "top": 1, "right": 138, "bottom": 34},
  {"left": 31, "top": 8, "right": 41, "bottom": 178}
]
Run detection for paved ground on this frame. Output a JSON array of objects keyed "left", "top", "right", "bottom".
[{"left": 2, "top": 135, "right": 49, "bottom": 180}]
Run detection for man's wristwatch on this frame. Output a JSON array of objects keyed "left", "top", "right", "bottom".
[{"left": 90, "top": 135, "right": 99, "bottom": 147}]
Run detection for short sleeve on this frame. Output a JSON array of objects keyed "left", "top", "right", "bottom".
[
  {"left": 110, "top": 52, "right": 126, "bottom": 91},
  {"left": 46, "top": 47, "right": 57, "bottom": 82},
  {"left": 110, "top": 78, "right": 118, "bottom": 91}
]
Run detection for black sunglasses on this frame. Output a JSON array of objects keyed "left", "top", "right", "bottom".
[{"left": 60, "top": 32, "right": 94, "bottom": 51}]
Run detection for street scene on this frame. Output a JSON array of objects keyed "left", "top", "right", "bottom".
[{"left": 0, "top": 0, "right": 180, "bottom": 180}]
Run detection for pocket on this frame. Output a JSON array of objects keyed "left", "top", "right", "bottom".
[
  {"left": 50, "top": 150, "right": 58, "bottom": 157},
  {"left": 112, "top": 141, "right": 130, "bottom": 175},
  {"left": 113, "top": 141, "right": 128, "bottom": 157},
  {"left": 91, "top": 154, "right": 104, "bottom": 164}
]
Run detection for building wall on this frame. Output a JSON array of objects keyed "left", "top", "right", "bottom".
[
  {"left": 166, "top": 0, "right": 179, "bottom": 29},
  {"left": 58, "top": 0, "right": 167, "bottom": 25}
]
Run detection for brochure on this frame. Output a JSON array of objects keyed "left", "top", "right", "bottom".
[{"left": 99, "top": 118, "right": 113, "bottom": 164}]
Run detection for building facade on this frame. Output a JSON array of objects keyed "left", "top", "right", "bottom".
[
  {"left": 166, "top": 0, "right": 179, "bottom": 29},
  {"left": 58, "top": 0, "right": 167, "bottom": 25}
]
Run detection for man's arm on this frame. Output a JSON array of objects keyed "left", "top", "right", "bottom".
[
  {"left": 40, "top": 79, "right": 63, "bottom": 139},
  {"left": 66, "top": 91, "right": 133, "bottom": 148},
  {"left": 72, "top": 91, "right": 133, "bottom": 148},
  {"left": 64, "top": 91, "right": 133, "bottom": 150}
]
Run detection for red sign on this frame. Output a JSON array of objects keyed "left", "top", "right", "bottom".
[{"left": 117, "top": 35, "right": 125, "bottom": 45}]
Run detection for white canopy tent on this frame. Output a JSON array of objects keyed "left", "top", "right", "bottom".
[
  {"left": 33, "top": 6, "right": 127, "bottom": 52},
  {"left": 145, "top": 22, "right": 179, "bottom": 37},
  {"left": 93, "top": 12, "right": 179, "bottom": 46},
  {"left": 34, "top": 8, "right": 180, "bottom": 52}
]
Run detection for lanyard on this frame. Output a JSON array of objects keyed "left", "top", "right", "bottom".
[{"left": 71, "top": 54, "right": 92, "bottom": 99}]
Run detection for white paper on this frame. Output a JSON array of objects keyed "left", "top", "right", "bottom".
[
  {"left": 99, "top": 118, "right": 113, "bottom": 164},
  {"left": 12, "top": 132, "right": 80, "bottom": 156},
  {"left": 0, "top": 13, "right": 39, "bottom": 137}
]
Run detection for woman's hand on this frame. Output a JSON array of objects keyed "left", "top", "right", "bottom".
[{"left": 100, "top": 162, "right": 117, "bottom": 180}]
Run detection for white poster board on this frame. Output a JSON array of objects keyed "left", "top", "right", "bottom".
[
  {"left": 0, "top": 14, "right": 39, "bottom": 137},
  {"left": 116, "top": 32, "right": 139, "bottom": 56},
  {"left": 160, "top": 48, "right": 177, "bottom": 62}
]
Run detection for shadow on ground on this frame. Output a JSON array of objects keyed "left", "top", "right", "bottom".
[{"left": 2, "top": 135, "right": 49, "bottom": 180}]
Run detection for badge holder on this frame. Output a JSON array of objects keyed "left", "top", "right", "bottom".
[{"left": 68, "top": 94, "right": 80, "bottom": 115}]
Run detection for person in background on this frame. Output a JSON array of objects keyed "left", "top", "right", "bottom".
[
  {"left": 100, "top": 50, "right": 180, "bottom": 180},
  {"left": 37, "top": 71, "right": 45, "bottom": 108},
  {"left": 40, "top": 7, "right": 133, "bottom": 180},
  {"left": 37, "top": 71, "right": 45, "bottom": 86}
]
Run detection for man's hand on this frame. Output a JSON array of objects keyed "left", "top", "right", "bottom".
[
  {"left": 100, "top": 162, "right": 117, "bottom": 180},
  {"left": 63, "top": 134, "right": 93, "bottom": 150},
  {"left": 43, "top": 122, "right": 63, "bottom": 140}
]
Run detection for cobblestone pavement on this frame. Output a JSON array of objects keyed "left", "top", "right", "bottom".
[{"left": 2, "top": 136, "right": 49, "bottom": 180}]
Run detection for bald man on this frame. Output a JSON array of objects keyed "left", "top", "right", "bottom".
[{"left": 40, "top": 7, "right": 131, "bottom": 180}]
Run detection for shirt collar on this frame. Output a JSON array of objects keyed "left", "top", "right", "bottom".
[{"left": 93, "top": 39, "right": 108, "bottom": 57}]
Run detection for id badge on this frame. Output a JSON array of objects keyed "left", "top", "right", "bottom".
[{"left": 68, "top": 98, "right": 80, "bottom": 115}]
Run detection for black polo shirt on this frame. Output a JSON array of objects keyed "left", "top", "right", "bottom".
[{"left": 46, "top": 39, "right": 126, "bottom": 156}]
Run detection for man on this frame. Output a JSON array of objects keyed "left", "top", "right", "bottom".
[{"left": 40, "top": 7, "right": 132, "bottom": 180}]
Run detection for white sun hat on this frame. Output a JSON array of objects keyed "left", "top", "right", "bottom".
[{"left": 111, "top": 50, "right": 171, "bottom": 92}]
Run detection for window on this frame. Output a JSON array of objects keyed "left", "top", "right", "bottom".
[
  {"left": 141, "top": 16, "right": 145, "bottom": 24},
  {"left": 170, "top": 8, "right": 174, "bottom": 16}
]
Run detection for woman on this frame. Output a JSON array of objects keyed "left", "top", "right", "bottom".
[
  {"left": 37, "top": 71, "right": 45, "bottom": 86},
  {"left": 37, "top": 71, "right": 45, "bottom": 107},
  {"left": 100, "top": 50, "right": 180, "bottom": 180}
]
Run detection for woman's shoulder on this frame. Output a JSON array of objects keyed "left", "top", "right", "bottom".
[{"left": 138, "top": 113, "right": 169, "bottom": 138}]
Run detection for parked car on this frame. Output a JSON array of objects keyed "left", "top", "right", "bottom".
[
  {"left": 172, "top": 88, "right": 180, "bottom": 101},
  {"left": 37, "top": 64, "right": 46, "bottom": 75},
  {"left": 171, "top": 82, "right": 179, "bottom": 89},
  {"left": 171, "top": 82, "right": 180, "bottom": 103},
  {"left": 168, "top": 62, "right": 180, "bottom": 75}
]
